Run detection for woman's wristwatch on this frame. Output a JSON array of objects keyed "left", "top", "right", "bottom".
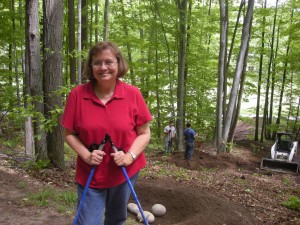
[{"left": 128, "top": 151, "right": 137, "bottom": 161}]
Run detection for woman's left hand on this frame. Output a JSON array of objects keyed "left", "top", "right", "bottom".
[{"left": 111, "top": 151, "right": 133, "bottom": 166}]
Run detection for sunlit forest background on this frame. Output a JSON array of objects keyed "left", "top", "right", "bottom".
[{"left": 0, "top": 0, "right": 299, "bottom": 168}]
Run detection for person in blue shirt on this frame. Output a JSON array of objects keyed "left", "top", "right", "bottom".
[{"left": 184, "top": 121, "right": 197, "bottom": 160}]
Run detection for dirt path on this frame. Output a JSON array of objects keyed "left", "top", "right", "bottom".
[{"left": 0, "top": 154, "right": 72, "bottom": 225}]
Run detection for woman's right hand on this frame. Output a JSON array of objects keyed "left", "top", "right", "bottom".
[{"left": 86, "top": 150, "right": 106, "bottom": 165}]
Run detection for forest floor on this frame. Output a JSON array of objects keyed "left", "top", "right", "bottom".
[{"left": 0, "top": 122, "right": 300, "bottom": 225}]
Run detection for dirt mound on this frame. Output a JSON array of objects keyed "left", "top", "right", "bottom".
[
  {"left": 131, "top": 178, "right": 258, "bottom": 225},
  {"left": 156, "top": 147, "right": 260, "bottom": 173}
]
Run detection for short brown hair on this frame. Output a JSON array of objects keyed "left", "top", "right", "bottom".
[{"left": 84, "top": 41, "right": 129, "bottom": 82}]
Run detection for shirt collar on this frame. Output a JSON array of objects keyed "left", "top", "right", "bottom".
[{"left": 83, "top": 79, "right": 125, "bottom": 101}]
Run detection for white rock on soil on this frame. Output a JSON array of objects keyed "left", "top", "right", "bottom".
[
  {"left": 137, "top": 211, "right": 155, "bottom": 223},
  {"left": 151, "top": 204, "right": 166, "bottom": 217},
  {"left": 127, "top": 203, "right": 139, "bottom": 215}
]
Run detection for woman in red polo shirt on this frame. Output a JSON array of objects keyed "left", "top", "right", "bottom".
[{"left": 61, "top": 41, "right": 152, "bottom": 225}]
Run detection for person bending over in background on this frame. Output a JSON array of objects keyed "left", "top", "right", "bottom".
[
  {"left": 61, "top": 41, "right": 152, "bottom": 225},
  {"left": 184, "top": 121, "right": 197, "bottom": 160}
]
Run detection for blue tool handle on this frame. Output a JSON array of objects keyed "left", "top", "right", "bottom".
[
  {"left": 111, "top": 145, "right": 149, "bottom": 225},
  {"left": 72, "top": 143, "right": 105, "bottom": 225},
  {"left": 72, "top": 166, "right": 95, "bottom": 225},
  {"left": 121, "top": 166, "right": 149, "bottom": 225}
]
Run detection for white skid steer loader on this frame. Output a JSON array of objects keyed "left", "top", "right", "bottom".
[{"left": 260, "top": 132, "right": 299, "bottom": 173}]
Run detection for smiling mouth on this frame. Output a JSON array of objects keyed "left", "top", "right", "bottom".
[{"left": 98, "top": 73, "right": 111, "bottom": 76}]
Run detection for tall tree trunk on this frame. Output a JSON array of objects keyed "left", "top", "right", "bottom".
[
  {"left": 26, "top": 0, "right": 47, "bottom": 160},
  {"left": 24, "top": 0, "right": 35, "bottom": 157},
  {"left": 176, "top": 0, "right": 188, "bottom": 151},
  {"left": 224, "top": 1, "right": 245, "bottom": 127},
  {"left": 183, "top": 1, "right": 192, "bottom": 125},
  {"left": 221, "top": 0, "right": 229, "bottom": 130},
  {"left": 224, "top": 1, "right": 244, "bottom": 124},
  {"left": 95, "top": 1, "right": 99, "bottom": 42},
  {"left": 81, "top": 0, "right": 88, "bottom": 50},
  {"left": 274, "top": 10, "right": 293, "bottom": 138},
  {"left": 155, "top": 47, "right": 161, "bottom": 139},
  {"left": 228, "top": 3, "right": 252, "bottom": 143},
  {"left": 206, "top": 0, "right": 212, "bottom": 50},
  {"left": 68, "top": 0, "right": 76, "bottom": 84},
  {"left": 226, "top": 0, "right": 245, "bottom": 70},
  {"left": 228, "top": 34, "right": 251, "bottom": 142},
  {"left": 262, "top": 0, "right": 279, "bottom": 140},
  {"left": 215, "top": 0, "right": 228, "bottom": 150},
  {"left": 270, "top": 25, "right": 280, "bottom": 140},
  {"left": 147, "top": 19, "right": 160, "bottom": 137},
  {"left": 43, "top": 0, "right": 65, "bottom": 169},
  {"left": 153, "top": 0, "right": 175, "bottom": 120},
  {"left": 222, "top": 0, "right": 254, "bottom": 148},
  {"left": 103, "top": 0, "right": 110, "bottom": 40},
  {"left": 255, "top": 0, "right": 266, "bottom": 141},
  {"left": 81, "top": 0, "right": 88, "bottom": 81},
  {"left": 120, "top": 0, "right": 135, "bottom": 85},
  {"left": 78, "top": 0, "right": 82, "bottom": 84},
  {"left": 89, "top": 0, "right": 93, "bottom": 47},
  {"left": 286, "top": 73, "right": 294, "bottom": 132},
  {"left": 12, "top": 0, "right": 21, "bottom": 108}
]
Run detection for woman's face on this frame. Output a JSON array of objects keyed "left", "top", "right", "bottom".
[{"left": 91, "top": 49, "right": 118, "bottom": 82}]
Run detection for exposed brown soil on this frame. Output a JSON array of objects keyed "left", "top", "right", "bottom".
[
  {"left": 1, "top": 122, "right": 300, "bottom": 225},
  {"left": 0, "top": 154, "right": 71, "bottom": 225}
]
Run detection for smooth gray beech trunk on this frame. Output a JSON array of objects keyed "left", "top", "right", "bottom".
[
  {"left": 215, "top": 0, "right": 228, "bottom": 150},
  {"left": 222, "top": 0, "right": 254, "bottom": 149}
]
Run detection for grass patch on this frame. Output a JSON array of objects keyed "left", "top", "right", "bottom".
[
  {"left": 141, "top": 161, "right": 191, "bottom": 181},
  {"left": 199, "top": 167, "right": 219, "bottom": 173},
  {"left": 28, "top": 187, "right": 54, "bottom": 206},
  {"left": 27, "top": 187, "right": 77, "bottom": 213},
  {"left": 281, "top": 195, "right": 300, "bottom": 211},
  {"left": 282, "top": 176, "right": 292, "bottom": 187}
]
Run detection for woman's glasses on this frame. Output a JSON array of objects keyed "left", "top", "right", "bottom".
[{"left": 92, "top": 60, "right": 118, "bottom": 69}]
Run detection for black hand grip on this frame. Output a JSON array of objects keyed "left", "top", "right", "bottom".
[{"left": 88, "top": 143, "right": 100, "bottom": 152}]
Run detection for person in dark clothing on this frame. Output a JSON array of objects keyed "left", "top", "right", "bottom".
[{"left": 183, "top": 122, "right": 197, "bottom": 160}]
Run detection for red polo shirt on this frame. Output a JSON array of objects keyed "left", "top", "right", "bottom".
[{"left": 61, "top": 79, "right": 152, "bottom": 188}]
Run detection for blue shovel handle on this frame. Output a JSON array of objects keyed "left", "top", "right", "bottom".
[{"left": 111, "top": 145, "right": 149, "bottom": 225}]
